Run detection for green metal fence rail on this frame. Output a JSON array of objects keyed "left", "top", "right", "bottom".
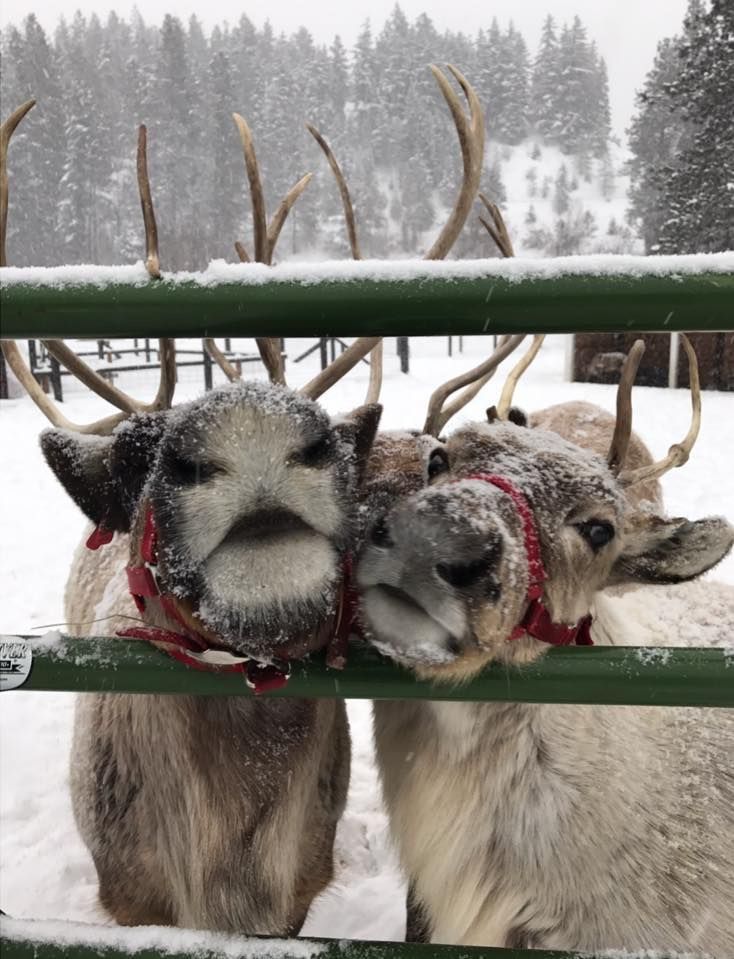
[
  {"left": 2, "top": 269, "right": 734, "bottom": 338},
  {"left": 0, "top": 920, "right": 706, "bottom": 959},
  {"left": 10, "top": 636, "right": 734, "bottom": 708}
]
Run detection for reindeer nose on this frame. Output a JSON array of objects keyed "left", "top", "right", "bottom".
[
  {"left": 434, "top": 541, "right": 502, "bottom": 590},
  {"left": 370, "top": 515, "right": 394, "bottom": 548}
]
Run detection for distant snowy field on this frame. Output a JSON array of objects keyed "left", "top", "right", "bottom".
[{"left": 1, "top": 334, "right": 732, "bottom": 939}]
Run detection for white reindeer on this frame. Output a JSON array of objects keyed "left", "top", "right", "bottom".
[{"left": 358, "top": 339, "right": 734, "bottom": 953}]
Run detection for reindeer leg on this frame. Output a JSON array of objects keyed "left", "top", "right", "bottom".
[{"left": 405, "top": 880, "right": 432, "bottom": 943}]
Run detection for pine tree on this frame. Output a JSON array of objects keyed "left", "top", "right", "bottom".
[
  {"left": 4, "top": 16, "right": 67, "bottom": 265},
  {"left": 657, "top": 0, "right": 734, "bottom": 252},
  {"left": 553, "top": 164, "right": 570, "bottom": 215},
  {"left": 529, "top": 16, "right": 562, "bottom": 141},
  {"left": 491, "top": 23, "right": 529, "bottom": 143},
  {"left": 556, "top": 17, "right": 598, "bottom": 153}
]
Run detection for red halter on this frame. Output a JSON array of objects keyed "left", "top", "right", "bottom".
[
  {"left": 86, "top": 508, "right": 356, "bottom": 694},
  {"left": 463, "top": 474, "right": 593, "bottom": 647}
]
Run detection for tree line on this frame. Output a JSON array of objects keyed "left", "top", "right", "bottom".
[{"left": 1, "top": 6, "right": 612, "bottom": 268}]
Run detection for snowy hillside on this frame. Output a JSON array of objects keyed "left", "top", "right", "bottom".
[
  {"left": 1, "top": 335, "right": 732, "bottom": 939},
  {"left": 496, "top": 139, "right": 638, "bottom": 257}
]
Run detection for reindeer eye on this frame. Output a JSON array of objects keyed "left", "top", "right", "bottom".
[
  {"left": 297, "top": 434, "right": 333, "bottom": 468},
  {"left": 427, "top": 448, "right": 450, "bottom": 481},
  {"left": 169, "top": 456, "right": 223, "bottom": 485},
  {"left": 575, "top": 520, "right": 615, "bottom": 552}
]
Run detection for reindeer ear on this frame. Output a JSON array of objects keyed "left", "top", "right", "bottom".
[
  {"left": 610, "top": 514, "right": 734, "bottom": 585},
  {"left": 334, "top": 403, "right": 382, "bottom": 484},
  {"left": 40, "top": 413, "right": 168, "bottom": 533},
  {"left": 41, "top": 430, "right": 125, "bottom": 530}
]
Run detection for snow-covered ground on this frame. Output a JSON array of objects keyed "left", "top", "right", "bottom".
[{"left": 1, "top": 333, "right": 732, "bottom": 939}]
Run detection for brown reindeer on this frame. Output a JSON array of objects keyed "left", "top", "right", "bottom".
[
  {"left": 358, "top": 340, "right": 734, "bottom": 953},
  {"left": 0, "top": 66, "right": 485, "bottom": 934}
]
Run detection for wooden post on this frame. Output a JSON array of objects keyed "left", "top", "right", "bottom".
[
  {"left": 397, "top": 336, "right": 410, "bottom": 373},
  {"left": 203, "top": 343, "right": 213, "bottom": 391},
  {"left": 0, "top": 349, "right": 8, "bottom": 399},
  {"left": 49, "top": 354, "right": 63, "bottom": 401}
]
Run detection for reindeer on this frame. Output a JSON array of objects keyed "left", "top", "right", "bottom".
[
  {"left": 0, "top": 65, "right": 485, "bottom": 934},
  {"left": 357, "top": 339, "right": 734, "bottom": 953}
]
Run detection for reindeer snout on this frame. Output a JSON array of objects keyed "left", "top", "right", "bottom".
[{"left": 435, "top": 538, "right": 502, "bottom": 591}]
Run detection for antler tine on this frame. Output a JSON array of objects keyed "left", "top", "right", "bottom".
[
  {"left": 0, "top": 341, "right": 126, "bottom": 434},
  {"left": 233, "top": 113, "right": 268, "bottom": 264},
  {"left": 618, "top": 334, "right": 702, "bottom": 487},
  {"left": 300, "top": 337, "right": 382, "bottom": 401},
  {"left": 204, "top": 338, "right": 241, "bottom": 382},
  {"left": 423, "top": 335, "right": 526, "bottom": 437},
  {"left": 266, "top": 173, "right": 313, "bottom": 263},
  {"left": 1, "top": 98, "right": 36, "bottom": 267},
  {"left": 478, "top": 192, "right": 515, "bottom": 258},
  {"left": 436, "top": 334, "right": 511, "bottom": 426},
  {"left": 153, "top": 338, "right": 177, "bottom": 409},
  {"left": 234, "top": 241, "right": 250, "bottom": 262},
  {"left": 495, "top": 335, "right": 546, "bottom": 419},
  {"left": 424, "top": 65, "right": 485, "bottom": 261},
  {"left": 137, "top": 125, "right": 161, "bottom": 279},
  {"left": 606, "top": 339, "right": 646, "bottom": 475},
  {"left": 253, "top": 340, "right": 285, "bottom": 386},
  {"left": 365, "top": 340, "right": 383, "bottom": 404},
  {"left": 306, "top": 123, "right": 362, "bottom": 260},
  {"left": 134, "top": 126, "right": 176, "bottom": 409},
  {"left": 306, "top": 122, "right": 384, "bottom": 404}
]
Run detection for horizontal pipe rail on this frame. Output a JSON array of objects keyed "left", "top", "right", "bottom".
[
  {"left": 9, "top": 636, "right": 734, "bottom": 707},
  {"left": 2, "top": 269, "right": 733, "bottom": 338},
  {"left": 0, "top": 917, "right": 710, "bottom": 959}
]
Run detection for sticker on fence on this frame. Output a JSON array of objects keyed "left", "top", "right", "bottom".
[{"left": 0, "top": 636, "right": 32, "bottom": 691}]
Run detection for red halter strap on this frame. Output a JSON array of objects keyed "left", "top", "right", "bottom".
[
  {"left": 463, "top": 473, "right": 593, "bottom": 647},
  {"left": 87, "top": 506, "right": 356, "bottom": 693}
]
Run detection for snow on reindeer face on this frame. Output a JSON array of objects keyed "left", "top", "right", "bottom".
[
  {"left": 42, "top": 381, "right": 380, "bottom": 657},
  {"left": 358, "top": 421, "right": 733, "bottom": 681}
]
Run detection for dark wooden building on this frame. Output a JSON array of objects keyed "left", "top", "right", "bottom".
[{"left": 572, "top": 333, "right": 734, "bottom": 390}]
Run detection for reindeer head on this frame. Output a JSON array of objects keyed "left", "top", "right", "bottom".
[
  {"left": 40, "top": 380, "right": 380, "bottom": 658},
  {"left": 358, "top": 338, "right": 734, "bottom": 680}
]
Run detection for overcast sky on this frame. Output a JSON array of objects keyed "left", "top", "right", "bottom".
[{"left": 1, "top": 0, "right": 689, "bottom": 137}]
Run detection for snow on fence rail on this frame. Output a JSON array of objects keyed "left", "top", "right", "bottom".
[
  {"left": 5, "top": 636, "right": 734, "bottom": 708},
  {"left": 1, "top": 254, "right": 733, "bottom": 338},
  {"left": 0, "top": 916, "right": 713, "bottom": 959}
]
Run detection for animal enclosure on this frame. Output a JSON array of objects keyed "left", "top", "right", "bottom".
[{"left": 1, "top": 256, "right": 733, "bottom": 959}]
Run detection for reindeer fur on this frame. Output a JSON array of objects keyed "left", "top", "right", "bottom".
[{"left": 48, "top": 383, "right": 382, "bottom": 935}]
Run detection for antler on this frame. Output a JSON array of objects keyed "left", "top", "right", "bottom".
[
  {"left": 306, "top": 123, "right": 361, "bottom": 260},
  {"left": 300, "top": 337, "right": 382, "bottom": 401},
  {"left": 495, "top": 335, "right": 546, "bottom": 419},
  {"left": 232, "top": 112, "right": 315, "bottom": 386},
  {"left": 137, "top": 125, "right": 160, "bottom": 279},
  {"left": 478, "top": 192, "right": 514, "bottom": 258},
  {"left": 616, "top": 335, "right": 701, "bottom": 487},
  {"left": 203, "top": 338, "right": 240, "bottom": 382},
  {"left": 306, "top": 122, "right": 383, "bottom": 404},
  {"left": 423, "top": 335, "right": 526, "bottom": 436},
  {"left": 607, "top": 339, "right": 646, "bottom": 474},
  {"left": 423, "top": 190, "right": 544, "bottom": 436},
  {"left": 1, "top": 98, "right": 36, "bottom": 267},
  {"left": 2, "top": 338, "right": 177, "bottom": 434},
  {"left": 424, "top": 65, "right": 485, "bottom": 260}
]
